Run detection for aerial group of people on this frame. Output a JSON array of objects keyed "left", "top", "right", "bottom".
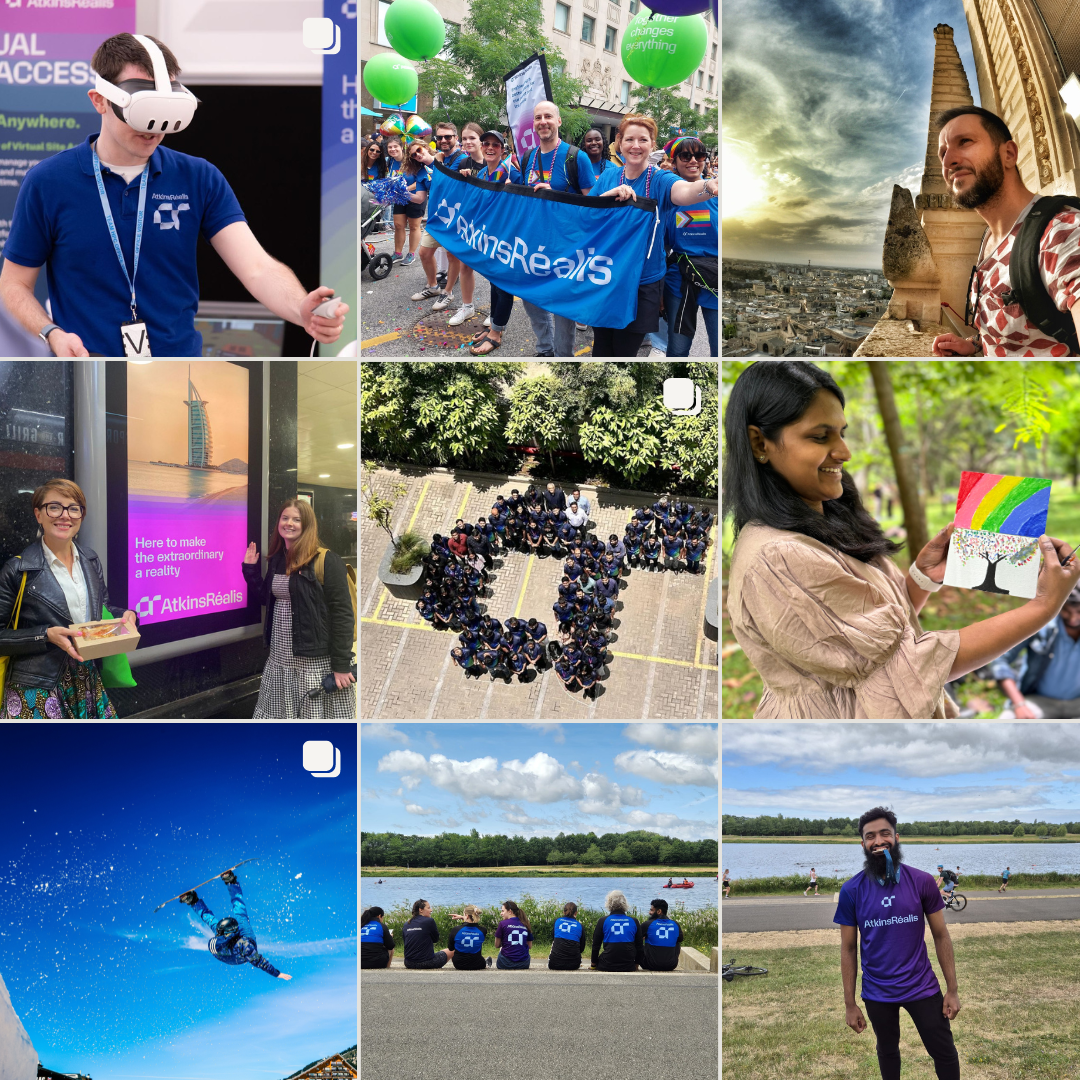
[{"left": 360, "top": 891, "right": 685, "bottom": 972}]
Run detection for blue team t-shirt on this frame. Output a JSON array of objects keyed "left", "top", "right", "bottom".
[
  {"left": 4, "top": 134, "right": 246, "bottom": 357},
  {"left": 450, "top": 923, "right": 486, "bottom": 954},
  {"left": 580, "top": 155, "right": 618, "bottom": 190},
  {"left": 522, "top": 142, "right": 589, "bottom": 193},
  {"left": 360, "top": 920, "right": 389, "bottom": 946},
  {"left": 496, "top": 917, "right": 533, "bottom": 962},
  {"left": 833, "top": 865, "right": 944, "bottom": 1003},
  {"left": 588, "top": 165, "right": 678, "bottom": 285},
  {"left": 664, "top": 196, "right": 718, "bottom": 310},
  {"left": 477, "top": 161, "right": 523, "bottom": 184}
]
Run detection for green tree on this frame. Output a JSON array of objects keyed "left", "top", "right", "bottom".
[
  {"left": 1055, "top": 824, "right": 1068, "bottom": 837},
  {"left": 628, "top": 85, "right": 704, "bottom": 142},
  {"left": 546, "top": 848, "right": 564, "bottom": 864},
  {"left": 416, "top": 0, "right": 590, "bottom": 145},
  {"left": 723, "top": 323, "right": 738, "bottom": 340},
  {"left": 1013, "top": 824, "right": 1026, "bottom": 838},
  {"left": 661, "top": 361, "right": 718, "bottom": 492},
  {"left": 505, "top": 374, "right": 570, "bottom": 475},
  {"left": 1035, "top": 824, "right": 1049, "bottom": 837},
  {"left": 552, "top": 361, "right": 674, "bottom": 420},
  {"left": 609, "top": 844, "right": 633, "bottom": 864},
  {"left": 841, "top": 824, "right": 856, "bottom": 837},
  {"left": 580, "top": 399, "right": 668, "bottom": 486},
  {"left": 580, "top": 844, "right": 606, "bottom": 865}
]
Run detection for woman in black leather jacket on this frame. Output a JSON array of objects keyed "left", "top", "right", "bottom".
[
  {"left": 242, "top": 498, "right": 355, "bottom": 718},
  {"left": 0, "top": 479, "right": 138, "bottom": 718}
]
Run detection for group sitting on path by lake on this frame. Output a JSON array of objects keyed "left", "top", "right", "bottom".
[{"left": 360, "top": 891, "right": 685, "bottom": 972}]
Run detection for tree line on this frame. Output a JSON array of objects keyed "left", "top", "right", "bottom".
[
  {"left": 723, "top": 814, "right": 1079, "bottom": 837},
  {"left": 361, "top": 828, "right": 719, "bottom": 868}
]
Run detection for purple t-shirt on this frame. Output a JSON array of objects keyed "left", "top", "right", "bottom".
[
  {"left": 834, "top": 864, "right": 944, "bottom": 1003},
  {"left": 496, "top": 917, "right": 533, "bottom": 962}
]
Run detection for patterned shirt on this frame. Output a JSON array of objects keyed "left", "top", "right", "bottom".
[{"left": 970, "top": 195, "right": 1080, "bottom": 356}]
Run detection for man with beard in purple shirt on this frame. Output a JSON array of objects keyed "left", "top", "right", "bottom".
[{"left": 834, "top": 807, "right": 961, "bottom": 1080}]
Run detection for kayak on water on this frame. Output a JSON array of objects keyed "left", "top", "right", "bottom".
[{"left": 663, "top": 882, "right": 695, "bottom": 888}]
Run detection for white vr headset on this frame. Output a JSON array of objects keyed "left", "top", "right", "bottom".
[{"left": 93, "top": 34, "right": 199, "bottom": 134}]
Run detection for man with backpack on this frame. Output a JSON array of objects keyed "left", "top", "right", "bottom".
[
  {"left": 931, "top": 105, "right": 1080, "bottom": 357},
  {"left": 519, "top": 100, "right": 592, "bottom": 357},
  {"left": 935, "top": 864, "right": 958, "bottom": 902}
]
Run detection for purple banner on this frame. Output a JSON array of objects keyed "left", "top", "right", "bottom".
[{"left": 1, "top": 0, "right": 136, "bottom": 35}]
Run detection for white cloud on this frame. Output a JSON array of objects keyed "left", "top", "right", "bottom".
[
  {"left": 721, "top": 783, "right": 1055, "bottom": 820},
  {"left": 426, "top": 730, "right": 442, "bottom": 749},
  {"left": 578, "top": 772, "right": 648, "bottom": 815},
  {"left": 405, "top": 803, "right": 437, "bottom": 815},
  {"left": 360, "top": 723, "right": 409, "bottom": 743},
  {"left": 522, "top": 723, "right": 566, "bottom": 743},
  {"left": 623, "top": 724, "right": 718, "bottom": 757},
  {"left": 615, "top": 749, "right": 719, "bottom": 787},
  {"left": 621, "top": 811, "right": 720, "bottom": 839},
  {"left": 722, "top": 724, "right": 1080, "bottom": 779}
]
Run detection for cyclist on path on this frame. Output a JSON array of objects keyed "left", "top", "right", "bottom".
[
  {"left": 835, "top": 807, "right": 961, "bottom": 1080},
  {"left": 936, "top": 864, "right": 958, "bottom": 903}
]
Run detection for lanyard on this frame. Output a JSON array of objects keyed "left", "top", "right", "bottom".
[
  {"left": 92, "top": 140, "right": 148, "bottom": 322},
  {"left": 618, "top": 164, "right": 653, "bottom": 200},
  {"left": 530, "top": 140, "right": 561, "bottom": 185}
]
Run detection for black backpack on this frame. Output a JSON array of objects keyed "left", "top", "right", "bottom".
[
  {"left": 940, "top": 869, "right": 957, "bottom": 884},
  {"left": 524, "top": 143, "right": 583, "bottom": 192},
  {"left": 974, "top": 195, "right": 1080, "bottom": 355}
]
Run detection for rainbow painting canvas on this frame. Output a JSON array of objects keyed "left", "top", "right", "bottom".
[{"left": 943, "top": 471, "right": 1052, "bottom": 599}]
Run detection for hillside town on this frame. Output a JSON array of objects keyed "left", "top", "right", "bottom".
[{"left": 722, "top": 260, "right": 894, "bottom": 356}]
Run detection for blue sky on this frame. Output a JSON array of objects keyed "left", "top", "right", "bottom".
[
  {"left": 361, "top": 724, "right": 719, "bottom": 839},
  {"left": 723, "top": 0, "right": 980, "bottom": 266},
  {"left": 723, "top": 724, "right": 1080, "bottom": 822},
  {"left": 0, "top": 724, "right": 356, "bottom": 1080}
]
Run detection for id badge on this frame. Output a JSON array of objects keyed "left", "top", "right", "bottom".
[{"left": 120, "top": 320, "right": 152, "bottom": 356}]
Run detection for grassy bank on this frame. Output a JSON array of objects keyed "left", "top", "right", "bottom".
[
  {"left": 722, "top": 923, "right": 1080, "bottom": 1079},
  {"left": 362, "top": 865, "right": 718, "bottom": 878},
  {"left": 724, "top": 872, "right": 1080, "bottom": 896},
  {"left": 722, "top": 835, "right": 1079, "bottom": 843},
  {"left": 373, "top": 894, "right": 718, "bottom": 954}
]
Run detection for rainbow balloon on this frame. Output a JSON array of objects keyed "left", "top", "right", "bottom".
[
  {"left": 953, "top": 470, "right": 1051, "bottom": 538},
  {"left": 379, "top": 113, "right": 406, "bottom": 138},
  {"left": 404, "top": 114, "right": 432, "bottom": 144}
]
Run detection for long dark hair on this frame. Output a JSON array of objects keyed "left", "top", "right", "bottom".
[
  {"left": 723, "top": 361, "right": 903, "bottom": 564},
  {"left": 361, "top": 906, "right": 385, "bottom": 925},
  {"left": 502, "top": 899, "right": 532, "bottom": 934}
]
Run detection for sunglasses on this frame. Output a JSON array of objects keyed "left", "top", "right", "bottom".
[
  {"left": 677, "top": 151, "right": 708, "bottom": 161},
  {"left": 436, "top": 134, "right": 455, "bottom": 141},
  {"left": 481, "top": 141, "right": 502, "bottom": 149}
]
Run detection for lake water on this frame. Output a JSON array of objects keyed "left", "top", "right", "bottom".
[
  {"left": 361, "top": 875, "right": 718, "bottom": 912},
  {"left": 722, "top": 843, "right": 1080, "bottom": 879}
]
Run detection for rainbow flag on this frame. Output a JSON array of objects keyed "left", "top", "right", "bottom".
[
  {"left": 675, "top": 208, "right": 711, "bottom": 229},
  {"left": 953, "top": 471, "right": 1051, "bottom": 537}
]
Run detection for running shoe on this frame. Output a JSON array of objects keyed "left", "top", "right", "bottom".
[
  {"left": 411, "top": 284, "right": 443, "bottom": 301},
  {"left": 401, "top": 252, "right": 417, "bottom": 266},
  {"left": 431, "top": 292, "right": 455, "bottom": 311},
  {"left": 391, "top": 251, "right": 404, "bottom": 262},
  {"left": 448, "top": 305, "right": 476, "bottom": 325}
]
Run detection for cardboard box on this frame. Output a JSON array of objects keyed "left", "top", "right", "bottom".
[{"left": 68, "top": 618, "right": 141, "bottom": 661}]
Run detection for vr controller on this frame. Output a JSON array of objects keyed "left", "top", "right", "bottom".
[{"left": 311, "top": 294, "right": 343, "bottom": 319}]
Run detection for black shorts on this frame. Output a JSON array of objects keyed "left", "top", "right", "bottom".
[
  {"left": 394, "top": 201, "right": 425, "bottom": 219},
  {"left": 452, "top": 952, "right": 487, "bottom": 970},
  {"left": 404, "top": 953, "right": 449, "bottom": 968}
]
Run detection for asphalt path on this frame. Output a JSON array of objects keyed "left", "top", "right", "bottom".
[
  {"left": 360, "top": 219, "right": 716, "bottom": 357},
  {"left": 361, "top": 970, "right": 718, "bottom": 1080},
  {"left": 721, "top": 888, "right": 1080, "bottom": 932}
]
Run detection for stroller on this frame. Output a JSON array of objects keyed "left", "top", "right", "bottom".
[{"left": 362, "top": 185, "right": 394, "bottom": 281}]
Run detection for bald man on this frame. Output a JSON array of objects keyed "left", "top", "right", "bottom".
[{"left": 518, "top": 100, "right": 591, "bottom": 357}]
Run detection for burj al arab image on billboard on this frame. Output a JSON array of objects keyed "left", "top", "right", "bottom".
[{"left": 127, "top": 362, "right": 249, "bottom": 627}]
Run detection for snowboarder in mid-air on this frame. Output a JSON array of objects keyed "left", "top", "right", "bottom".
[{"left": 180, "top": 870, "right": 292, "bottom": 981}]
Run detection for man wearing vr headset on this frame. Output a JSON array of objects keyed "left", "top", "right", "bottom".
[{"left": 0, "top": 34, "right": 349, "bottom": 357}]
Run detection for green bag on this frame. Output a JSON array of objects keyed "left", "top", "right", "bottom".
[{"left": 99, "top": 607, "right": 137, "bottom": 688}]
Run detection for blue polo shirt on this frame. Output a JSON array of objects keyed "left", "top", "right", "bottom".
[
  {"left": 664, "top": 196, "right": 718, "bottom": 310},
  {"left": 1035, "top": 615, "right": 1080, "bottom": 700},
  {"left": 522, "top": 142, "right": 590, "bottom": 194},
  {"left": 5, "top": 134, "right": 245, "bottom": 357}
]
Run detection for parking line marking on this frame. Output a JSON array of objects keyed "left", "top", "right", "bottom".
[
  {"left": 611, "top": 649, "right": 694, "bottom": 668},
  {"left": 405, "top": 479, "right": 431, "bottom": 534},
  {"left": 360, "top": 331, "right": 401, "bottom": 349},
  {"left": 514, "top": 554, "right": 535, "bottom": 618},
  {"left": 370, "top": 479, "right": 430, "bottom": 622},
  {"left": 371, "top": 628, "right": 410, "bottom": 719},
  {"left": 362, "top": 616, "right": 438, "bottom": 632},
  {"left": 574, "top": 346, "right": 591, "bottom": 356},
  {"left": 455, "top": 483, "right": 473, "bottom": 523}
]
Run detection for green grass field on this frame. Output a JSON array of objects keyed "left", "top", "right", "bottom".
[
  {"left": 722, "top": 924, "right": 1080, "bottom": 1078},
  {"left": 722, "top": 487, "right": 1080, "bottom": 718}
]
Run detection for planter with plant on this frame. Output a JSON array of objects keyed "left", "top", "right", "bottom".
[{"left": 363, "top": 466, "right": 430, "bottom": 600}]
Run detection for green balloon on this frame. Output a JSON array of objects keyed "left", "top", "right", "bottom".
[
  {"left": 621, "top": 7, "right": 707, "bottom": 88},
  {"left": 384, "top": 0, "right": 446, "bottom": 62},
  {"left": 362, "top": 52, "right": 418, "bottom": 106}
]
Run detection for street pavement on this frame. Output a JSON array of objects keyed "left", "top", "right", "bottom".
[
  {"left": 721, "top": 888, "right": 1080, "bottom": 933},
  {"left": 360, "top": 969, "right": 719, "bottom": 1080},
  {"left": 360, "top": 219, "right": 717, "bottom": 357},
  {"left": 360, "top": 467, "right": 719, "bottom": 720}
]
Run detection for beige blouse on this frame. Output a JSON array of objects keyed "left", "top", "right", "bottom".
[{"left": 726, "top": 524, "right": 961, "bottom": 719}]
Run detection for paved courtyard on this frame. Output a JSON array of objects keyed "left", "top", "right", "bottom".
[{"left": 361, "top": 466, "right": 718, "bottom": 719}]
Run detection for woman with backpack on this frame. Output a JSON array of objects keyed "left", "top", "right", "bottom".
[{"left": 243, "top": 499, "right": 355, "bottom": 717}]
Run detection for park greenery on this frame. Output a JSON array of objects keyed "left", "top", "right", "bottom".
[
  {"left": 722, "top": 360, "right": 1080, "bottom": 718},
  {"left": 361, "top": 828, "right": 718, "bottom": 868},
  {"left": 376, "top": 894, "right": 718, "bottom": 955},
  {"left": 723, "top": 871, "right": 1080, "bottom": 895},
  {"left": 722, "top": 814, "right": 1079, "bottom": 837},
  {"left": 361, "top": 361, "right": 718, "bottom": 497}
]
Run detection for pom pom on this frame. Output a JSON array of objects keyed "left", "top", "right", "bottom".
[{"left": 367, "top": 176, "right": 412, "bottom": 206}]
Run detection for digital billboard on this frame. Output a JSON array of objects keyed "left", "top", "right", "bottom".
[
  {"left": 127, "top": 362, "right": 249, "bottom": 626},
  {"left": 105, "top": 361, "right": 262, "bottom": 651}
]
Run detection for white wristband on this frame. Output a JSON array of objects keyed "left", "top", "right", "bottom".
[{"left": 908, "top": 561, "right": 943, "bottom": 593}]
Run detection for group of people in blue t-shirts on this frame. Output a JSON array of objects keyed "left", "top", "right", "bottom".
[{"left": 360, "top": 891, "right": 685, "bottom": 972}]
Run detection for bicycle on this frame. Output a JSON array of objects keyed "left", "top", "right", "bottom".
[
  {"left": 722, "top": 960, "right": 768, "bottom": 983},
  {"left": 942, "top": 891, "right": 967, "bottom": 911}
]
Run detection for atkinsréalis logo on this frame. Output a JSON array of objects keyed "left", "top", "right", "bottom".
[
  {"left": 432, "top": 198, "right": 614, "bottom": 284},
  {"left": 137, "top": 590, "right": 243, "bottom": 617}
]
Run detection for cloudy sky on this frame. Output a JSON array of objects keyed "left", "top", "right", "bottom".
[
  {"left": 723, "top": 724, "right": 1080, "bottom": 822},
  {"left": 361, "top": 724, "right": 719, "bottom": 840},
  {"left": 722, "top": 0, "right": 980, "bottom": 268}
]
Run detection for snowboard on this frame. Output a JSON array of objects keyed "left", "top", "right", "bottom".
[{"left": 153, "top": 858, "right": 260, "bottom": 912}]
